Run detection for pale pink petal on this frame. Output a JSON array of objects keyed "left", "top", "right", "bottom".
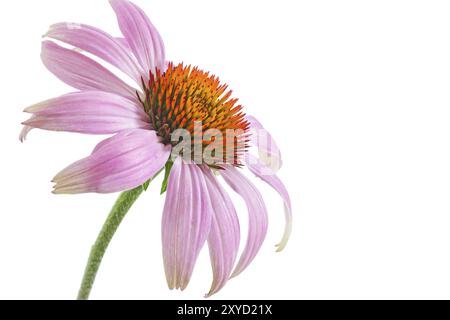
[
  {"left": 247, "top": 115, "right": 283, "bottom": 172},
  {"left": 53, "top": 129, "right": 170, "bottom": 194},
  {"left": 246, "top": 154, "right": 292, "bottom": 252},
  {"left": 202, "top": 167, "right": 240, "bottom": 297},
  {"left": 21, "top": 91, "right": 149, "bottom": 137},
  {"left": 45, "top": 23, "right": 144, "bottom": 84},
  {"left": 221, "top": 166, "right": 268, "bottom": 278},
  {"left": 162, "top": 159, "right": 212, "bottom": 290},
  {"left": 41, "top": 41, "right": 137, "bottom": 100},
  {"left": 110, "top": 0, "right": 165, "bottom": 73},
  {"left": 115, "top": 37, "right": 131, "bottom": 51},
  {"left": 116, "top": 36, "right": 169, "bottom": 73},
  {"left": 91, "top": 128, "right": 138, "bottom": 154}
]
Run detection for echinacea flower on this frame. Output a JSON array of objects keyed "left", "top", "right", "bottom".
[{"left": 21, "top": 0, "right": 292, "bottom": 299}]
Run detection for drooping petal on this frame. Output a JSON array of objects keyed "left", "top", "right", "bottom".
[
  {"left": 247, "top": 115, "right": 283, "bottom": 172},
  {"left": 45, "top": 23, "right": 144, "bottom": 84},
  {"left": 110, "top": 0, "right": 165, "bottom": 73},
  {"left": 201, "top": 167, "right": 240, "bottom": 297},
  {"left": 221, "top": 166, "right": 268, "bottom": 278},
  {"left": 246, "top": 154, "right": 292, "bottom": 252},
  {"left": 21, "top": 91, "right": 149, "bottom": 138},
  {"left": 41, "top": 41, "right": 137, "bottom": 99},
  {"left": 162, "top": 159, "right": 212, "bottom": 290},
  {"left": 53, "top": 129, "right": 170, "bottom": 194}
]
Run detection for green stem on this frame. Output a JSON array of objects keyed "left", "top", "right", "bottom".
[{"left": 77, "top": 185, "right": 144, "bottom": 300}]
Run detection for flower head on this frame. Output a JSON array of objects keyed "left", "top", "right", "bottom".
[
  {"left": 142, "top": 62, "right": 251, "bottom": 166},
  {"left": 21, "top": 0, "right": 292, "bottom": 297}
]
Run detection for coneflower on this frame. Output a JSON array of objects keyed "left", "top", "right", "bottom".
[{"left": 21, "top": 0, "right": 292, "bottom": 299}]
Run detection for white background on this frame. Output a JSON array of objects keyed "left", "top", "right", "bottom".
[{"left": 1, "top": 0, "right": 450, "bottom": 300}]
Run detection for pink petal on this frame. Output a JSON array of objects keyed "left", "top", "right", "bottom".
[
  {"left": 247, "top": 115, "right": 283, "bottom": 172},
  {"left": 115, "top": 37, "right": 131, "bottom": 51},
  {"left": 162, "top": 159, "right": 212, "bottom": 290},
  {"left": 110, "top": 0, "right": 165, "bottom": 73},
  {"left": 246, "top": 154, "right": 292, "bottom": 252},
  {"left": 221, "top": 166, "right": 268, "bottom": 278},
  {"left": 201, "top": 167, "right": 240, "bottom": 297},
  {"left": 45, "top": 23, "right": 144, "bottom": 84},
  {"left": 116, "top": 37, "right": 169, "bottom": 73},
  {"left": 53, "top": 129, "right": 170, "bottom": 194},
  {"left": 21, "top": 91, "right": 149, "bottom": 138},
  {"left": 41, "top": 41, "right": 137, "bottom": 100}
]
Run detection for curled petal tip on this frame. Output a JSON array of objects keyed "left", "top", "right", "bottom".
[
  {"left": 227, "top": 271, "right": 242, "bottom": 280},
  {"left": 24, "top": 101, "right": 48, "bottom": 113},
  {"left": 275, "top": 229, "right": 291, "bottom": 252},
  {"left": 276, "top": 239, "right": 287, "bottom": 252},
  {"left": 52, "top": 180, "right": 68, "bottom": 194},
  {"left": 165, "top": 276, "right": 176, "bottom": 291},
  {"left": 19, "top": 125, "right": 33, "bottom": 143},
  {"left": 274, "top": 236, "right": 290, "bottom": 253},
  {"left": 179, "top": 279, "right": 188, "bottom": 291},
  {"left": 205, "top": 288, "right": 221, "bottom": 298},
  {"left": 51, "top": 172, "right": 64, "bottom": 183}
]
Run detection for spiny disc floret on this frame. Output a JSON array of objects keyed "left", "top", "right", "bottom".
[{"left": 140, "top": 63, "right": 250, "bottom": 166}]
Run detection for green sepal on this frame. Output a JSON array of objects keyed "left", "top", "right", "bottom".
[
  {"left": 160, "top": 161, "right": 174, "bottom": 194},
  {"left": 143, "top": 179, "right": 151, "bottom": 191}
]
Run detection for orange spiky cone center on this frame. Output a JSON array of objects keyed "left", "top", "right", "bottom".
[{"left": 141, "top": 62, "right": 250, "bottom": 166}]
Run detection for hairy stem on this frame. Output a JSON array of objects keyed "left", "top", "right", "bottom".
[{"left": 77, "top": 185, "right": 144, "bottom": 300}]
